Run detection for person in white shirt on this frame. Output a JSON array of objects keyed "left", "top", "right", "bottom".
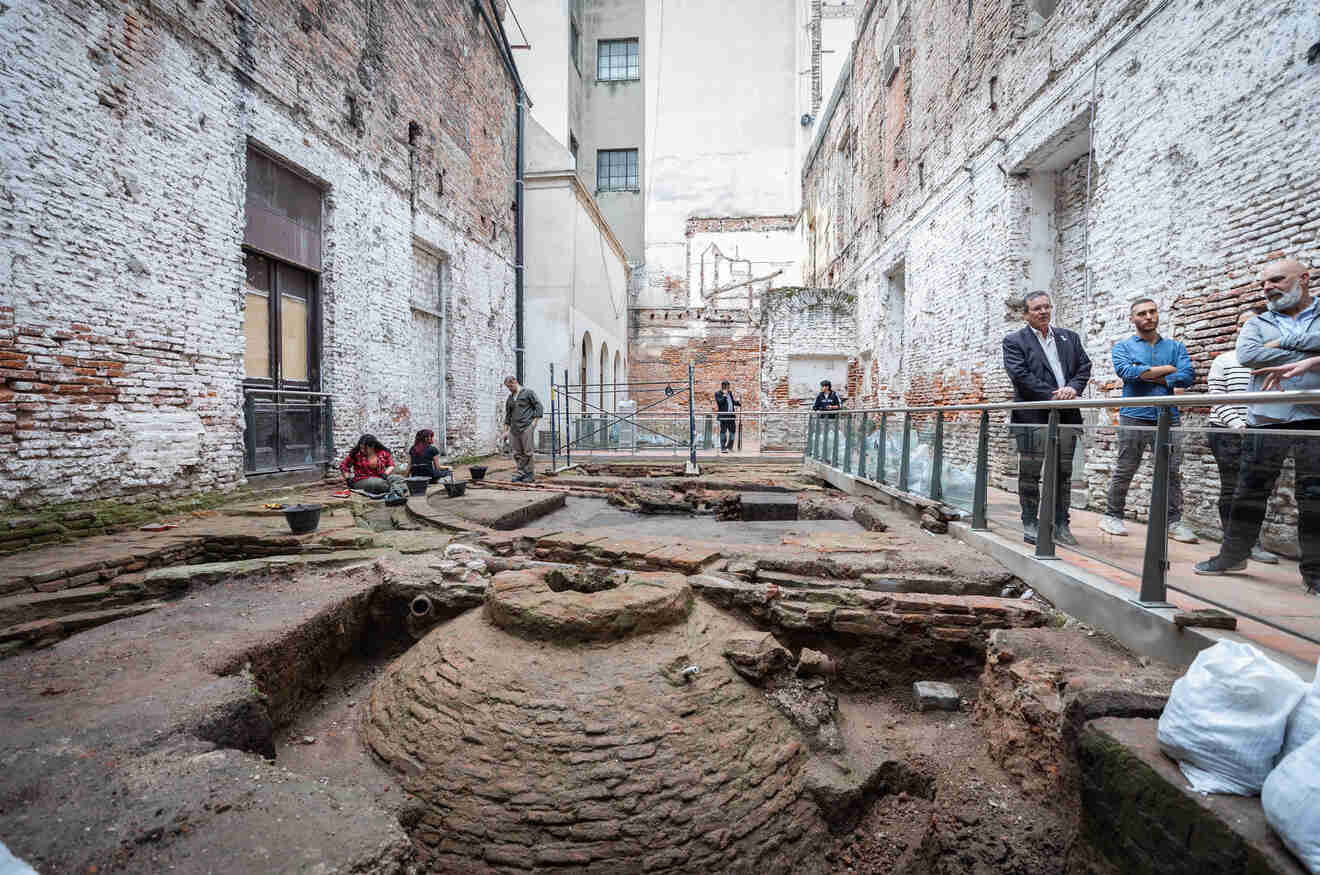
[{"left": 1206, "top": 308, "right": 1279, "bottom": 564}]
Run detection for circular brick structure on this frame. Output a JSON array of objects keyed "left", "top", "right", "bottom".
[
  {"left": 485, "top": 567, "right": 693, "bottom": 643},
  {"left": 364, "top": 572, "right": 830, "bottom": 874}
]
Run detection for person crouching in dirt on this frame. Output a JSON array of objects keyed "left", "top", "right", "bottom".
[
  {"left": 339, "top": 434, "right": 406, "bottom": 495},
  {"left": 503, "top": 376, "right": 543, "bottom": 483},
  {"left": 409, "top": 429, "right": 449, "bottom": 482}
]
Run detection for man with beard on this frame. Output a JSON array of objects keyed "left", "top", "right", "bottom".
[{"left": 1195, "top": 258, "right": 1320, "bottom": 596}]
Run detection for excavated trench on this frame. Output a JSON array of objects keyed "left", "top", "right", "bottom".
[{"left": 209, "top": 518, "right": 1095, "bottom": 875}]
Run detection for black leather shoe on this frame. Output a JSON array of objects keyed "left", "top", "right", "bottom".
[{"left": 1054, "top": 525, "right": 1079, "bottom": 547}]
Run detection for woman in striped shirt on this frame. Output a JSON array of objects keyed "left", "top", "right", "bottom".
[{"left": 1206, "top": 309, "right": 1279, "bottom": 564}]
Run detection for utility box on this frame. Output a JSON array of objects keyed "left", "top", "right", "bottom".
[{"left": 617, "top": 400, "right": 637, "bottom": 451}]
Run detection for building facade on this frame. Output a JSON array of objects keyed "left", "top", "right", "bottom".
[
  {"left": 1, "top": 0, "right": 521, "bottom": 508},
  {"left": 802, "top": 0, "right": 1320, "bottom": 547}
]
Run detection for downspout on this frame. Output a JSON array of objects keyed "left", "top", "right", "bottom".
[{"left": 475, "top": 0, "right": 528, "bottom": 382}]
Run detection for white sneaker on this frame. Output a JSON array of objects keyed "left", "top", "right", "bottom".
[
  {"left": 1168, "top": 522, "right": 1199, "bottom": 544},
  {"left": 1098, "top": 516, "right": 1128, "bottom": 536}
]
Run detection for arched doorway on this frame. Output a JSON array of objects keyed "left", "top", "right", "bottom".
[
  {"left": 599, "top": 343, "right": 609, "bottom": 413},
  {"left": 580, "top": 331, "right": 593, "bottom": 413},
  {"left": 613, "top": 350, "right": 622, "bottom": 411}
]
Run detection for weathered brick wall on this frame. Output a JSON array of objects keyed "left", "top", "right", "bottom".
[
  {"left": 0, "top": 0, "right": 517, "bottom": 508},
  {"left": 801, "top": 0, "right": 1320, "bottom": 550}
]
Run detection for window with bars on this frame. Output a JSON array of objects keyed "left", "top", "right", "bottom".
[
  {"left": 596, "top": 38, "right": 639, "bottom": 81},
  {"left": 596, "top": 149, "right": 639, "bottom": 192}
]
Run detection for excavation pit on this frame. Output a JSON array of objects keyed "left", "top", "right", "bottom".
[{"left": 3, "top": 467, "right": 1283, "bottom": 875}]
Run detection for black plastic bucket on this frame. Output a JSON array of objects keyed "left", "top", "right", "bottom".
[
  {"left": 283, "top": 504, "right": 324, "bottom": 534},
  {"left": 443, "top": 480, "right": 468, "bottom": 498},
  {"left": 406, "top": 476, "right": 431, "bottom": 496},
  {"left": 470, "top": 466, "right": 487, "bottom": 481}
]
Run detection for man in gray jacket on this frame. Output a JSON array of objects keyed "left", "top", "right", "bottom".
[
  {"left": 503, "top": 376, "right": 543, "bottom": 483},
  {"left": 1195, "top": 258, "right": 1319, "bottom": 595}
]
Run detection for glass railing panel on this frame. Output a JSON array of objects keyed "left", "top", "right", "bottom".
[{"left": 936, "top": 415, "right": 981, "bottom": 515}]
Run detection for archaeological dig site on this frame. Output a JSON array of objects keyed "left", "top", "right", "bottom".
[{"left": 3, "top": 0, "right": 1320, "bottom": 872}]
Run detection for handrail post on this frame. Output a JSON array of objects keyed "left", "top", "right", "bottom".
[
  {"left": 805, "top": 413, "right": 815, "bottom": 462},
  {"left": 971, "top": 410, "right": 990, "bottom": 530},
  {"left": 323, "top": 393, "right": 334, "bottom": 471},
  {"left": 843, "top": 413, "right": 855, "bottom": 474},
  {"left": 831, "top": 411, "right": 841, "bottom": 467},
  {"left": 899, "top": 413, "right": 912, "bottom": 492},
  {"left": 1035, "top": 411, "right": 1060, "bottom": 560},
  {"left": 856, "top": 412, "right": 869, "bottom": 479},
  {"left": 687, "top": 363, "right": 696, "bottom": 467},
  {"left": 564, "top": 368, "right": 571, "bottom": 469},
  {"left": 930, "top": 411, "right": 945, "bottom": 501},
  {"left": 877, "top": 412, "right": 888, "bottom": 483},
  {"left": 1137, "top": 407, "right": 1175, "bottom": 606},
  {"left": 549, "top": 362, "right": 557, "bottom": 472}
]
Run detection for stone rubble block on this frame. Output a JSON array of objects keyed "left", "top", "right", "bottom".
[
  {"left": 913, "top": 680, "right": 961, "bottom": 711},
  {"left": 722, "top": 632, "right": 793, "bottom": 684}
]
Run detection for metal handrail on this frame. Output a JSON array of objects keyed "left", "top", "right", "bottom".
[
  {"left": 820, "top": 388, "right": 1320, "bottom": 415},
  {"left": 802, "top": 398, "right": 1320, "bottom": 646}
]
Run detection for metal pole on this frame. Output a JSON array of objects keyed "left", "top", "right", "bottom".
[
  {"left": 1138, "top": 408, "right": 1174, "bottom": 605},
  {"left": 877, "top": 412, "right": 888, "bottom": 483},
  {"left": 688, "top": 363, "right": 696, "bottom": 467},
  {"left": 1036, "top": 411, "right": 1060, "bottom": 560},
  {"left": 564, "top": 368, "right": 571, "bottom": 469},
  {"left": 898, "top": 413, "right": 912, "bottom": 492},
  {"left": 549, "top": 362, "right": 557, "bottom": 472},
  {"left": 971, "top": 410, "right": 989, "bottom": 530},
  {"left": 856, "top": 412, "right": 869, "bottom": 479},
  {"left": 843, "top": 413, "right": 855, "bottom": 474},
  {"left": 806, "top": 413, "right": 816, "bottom": 461},
  {"left": 931, "top": 411, "right": 945, "bottom": 501},
  {"left": 831, "top": 412, "right": 841, "bottom": 467}
]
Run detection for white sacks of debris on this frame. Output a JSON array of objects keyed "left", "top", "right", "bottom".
[
  {"left": 1262, "top": 733, "right": 1320, "bottom": 875},
  {"left": 1281, "top": 660, "right": 1320, "bottom": 760},
  {"left": 1156, "top": 640, "right": 1306, "bottom": 795}
]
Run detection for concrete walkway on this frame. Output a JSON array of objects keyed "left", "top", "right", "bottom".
[{"left": 986, "top": 487, "right": 1320, "bottom": 667}]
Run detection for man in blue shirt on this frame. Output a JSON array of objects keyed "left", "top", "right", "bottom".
[{"left": 1100, "top": 298, "right": 1197, "bottom": 542}]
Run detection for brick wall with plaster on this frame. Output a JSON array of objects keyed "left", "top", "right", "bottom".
[
  {"left": 801, "top": 0, "right": 1319, "bottom": 550},
  {"left": 0, "top": 0, "right": 518, "bottom": 508}
]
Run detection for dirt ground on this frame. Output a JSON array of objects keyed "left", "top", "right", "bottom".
[{"left": 825, "top": 689, "right": 1076, "bottom": 874}]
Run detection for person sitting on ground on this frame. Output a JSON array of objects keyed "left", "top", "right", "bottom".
[
  {"left": 339, "top": 434, "right": 406, "bottom": 496},
  {"left": 1195, "top": 258, "right": 1320, "bottom": 597},
  {"left": 408, "top": 429, "right": 448, "bottom": 482},
  {"left": 1206, "top": 308, "right": 1280, "bottom": 564}
]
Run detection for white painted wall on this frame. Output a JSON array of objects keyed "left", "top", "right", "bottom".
[
  {"left": 642, "top": 0, "right": 799, "bottom": 303},
  {"left": 508, "top": 0, "right": 576, "bottom": 151},
  {"left": 523, "top": 118, "right": 629, "bottom": 422}
]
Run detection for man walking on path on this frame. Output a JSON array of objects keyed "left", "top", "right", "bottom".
[
  {"left": 715, "top": 380, "right": 741, "bottom": 453},
  {"left": 503, "top": 376, "right": 543, "bottom": 483},
  {"left": 1196, "top": 258, "right": 1320, "bottom": 596},
  {"left": 1100, "top": 298, "right": 1198, "bottom": 543},
  {"left": 1003, "top": 291, "right": 1092, "bottom": 547},
  {"left": 1205, "top": 308, "right": 1280, "bottom": 564}
]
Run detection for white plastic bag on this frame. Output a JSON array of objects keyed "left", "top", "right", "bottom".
[
  {"left": 1282, "top": 661, "right": 1320, "bottom": 760},
  {"left": 1262, "top": 734, "right": 1320, "bottom": 874},
  {"left": 1157, "top": 640, "right": 1306, "bottom": 795}
]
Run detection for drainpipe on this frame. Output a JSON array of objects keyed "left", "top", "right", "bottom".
[{"left": 474, "top": 0, "right": 529, "bottom": 382}]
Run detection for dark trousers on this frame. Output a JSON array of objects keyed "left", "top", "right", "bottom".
[
  {"left": 719, "top": 418, "right": 737, "bottom": 450},
  {"left": 1016, "top": 425, "right": 1078, "bottom": 526},
  {"left": 1206, "top": 426, "right": 1245, "bottom": 534},
  {"left": 1106, "top": 415, "right": 1184, "bottom": 523},
  {"left": 1222, "top": 421, "right": 1320, "bottom": 580}
]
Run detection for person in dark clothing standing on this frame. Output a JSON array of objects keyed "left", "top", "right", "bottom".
[
  {"left": 812, "top": 381, "right": 841, "bottom": 417},
  {"left": 503, "top": 376, "right": 543, "bottom": 483},
  {"left": 715, "top": 380, "right": 741, "bottom": 453},
  {"left": 1002, "top": 291, "right": 1092, "bottom": 547}
]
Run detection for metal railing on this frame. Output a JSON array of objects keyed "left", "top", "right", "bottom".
[
  {"left": 242, "top": 387, "right": 335, "bottom": 475},
  {"left": 804, "top": 390, "right": 1320, "bottom": 643}
]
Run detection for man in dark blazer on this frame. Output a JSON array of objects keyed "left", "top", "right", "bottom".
[{"left": 1002, "top": 291, "right": 1092, "bottom": 546}]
